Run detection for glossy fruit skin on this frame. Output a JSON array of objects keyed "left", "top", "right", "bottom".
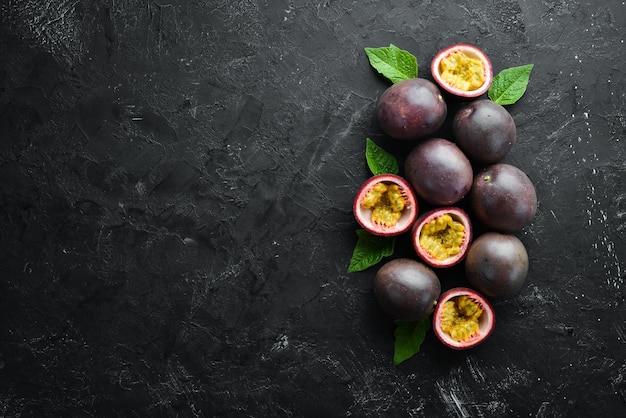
[
  {"left": 431, "top": 44, "right": 493, "bottom": 98},
  {"left": 465, "top": 232, "right": 529, "bottom": 299},
  {"left": 376, "top": 78, "right": 447, "bottom": 140},
  {"left": 433, "top": 287, "right": 495, "bottom": 350},
  {"left": 470, "top": 163, "right": 537, "bottom": 232},
  {"left": 411, "top": 207, "right": 472, "bottom": 269},
  {"left": 404, "top": 138, "right": 473, "bottom": 205},
  {"left": 453, "top": 99, "right": 516, "bottom": 164},
  {"left": 353, "top": 174, "right": 418, "bottom": 237},
  {"left": 374, "top": 258, "right": 441, "bottom": 321}
]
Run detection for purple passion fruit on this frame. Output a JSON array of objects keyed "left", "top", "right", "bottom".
[
  {"left": 411, "top": 207, "right": 472, "bottom": 269},
  {"left": 431, "top": 44, "right": 493, "bottom": 98},
  {"left": 453, "top": 99, "right": 516, "bottom": 164},
  {"left": 404, "top": 138, "right": 473, "bottom": 206},
  {"left": 433, "top": 287, "right": 495, "bottom": 350},
  {"left": 374, "top": 258, "right": 441, "bottom": 321},
  {"left": 465, "top": 232, "right": 529, "bottom": 299},
  {"left": 353, "top": 174, "right": 418, "bottom": 236},
  {"left": 470, "top": 163, "right": 537, "bottom": 232},
  {"left": 376, "top": 78, "right": 447, "bottom": 140}
]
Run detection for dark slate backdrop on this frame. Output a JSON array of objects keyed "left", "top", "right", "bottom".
[{"left": 1, "top": 1, "right": 625, "bottom": 417}]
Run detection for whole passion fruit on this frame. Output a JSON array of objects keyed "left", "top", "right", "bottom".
[
  {"left": 465, "top": 232, "right": 529, "bottom": 299},
  {"left": 453, "top": 99, "right": 516, "bottom": 164},
  {"left": 404, "top": 138, "right": 473, "bottom": 206},
  {"left": 470, "top": 163, "right": 537, "bottom": 232},
  {"left": 411, "top": 207, "right": 472, "bottom": 269},
  {"left": 374, "top": 258, "right": 441, "bottom": 321},
  {"left": 433, "top": 287, "right": 495, "bottom": 350},
  {"left": 376, "top": 78, "right": 447, "bottom": 140},
  {"left": 431, "top": 44, "right": 493, "bottom": 98},
  {"left": 353, "top": 174, "right": 418, "bottom": 236}
]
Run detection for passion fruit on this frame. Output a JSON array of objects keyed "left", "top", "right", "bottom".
[
  {"left": 469, "top": 163, "right": 537, "bottom": 232},
  {"left": 431, "top": 44, "right": 493, "bottom": 98},
  {"left": 353, "top": 174, "right": 418, "bottom": 236},
  {"left": 404, "top": 138, "right": 473, "bottom": 206},
  {"left": 376, "top": 78, "right": 447, "bottom": 140},
  {"left": 452, "top": 99, "right": 516, "bottom": 164},
  {"left": 433, "top": 287, "right": 495, "bottom": 350},
  {"left": 374, "top": 258, "right": 441, "bottom": 321},
  {"left": 465, "top": 232, "right": 529, "bottom": 299},
  {"left": 411, "top": 207, "right": 472, "bottom": 269}
]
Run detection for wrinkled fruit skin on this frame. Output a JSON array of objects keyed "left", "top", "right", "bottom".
[
  {"left": 470, "top": 163, "right": 537, "bottom": 232},
  {"left": 453, "top": 99, "right": 516, "bottom": 164},
  {"left": 404, "top": 138, "right": 473, "bottom": 205},
  {"left": 374, "top": 258, "right": 441, "bottom": 321},
  {"left": 465, "top": 232, "right": 529, "bottom": 299},
  {"left": 376, "top": 78, "right": 447, "bottom": 140}
]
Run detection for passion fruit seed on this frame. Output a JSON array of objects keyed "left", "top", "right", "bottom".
[
  {"left": 360, "top": 182, "right": 387, "bottom": 208},
  {"left": 439, "top": 51, "right": 485, "bottom": 92},
  {"left": 440, "top": 295, "right": 484, "bottom": 342},
  {"left": 419, "top": 214, "right": 465, "bottom": 260},
  {"left": 360, "top": 182, "right": 407, "bottom": 227}
]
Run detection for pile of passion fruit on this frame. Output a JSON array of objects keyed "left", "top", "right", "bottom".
[{"left": 354, "top": 44, "right": 536, "bottom": 351}]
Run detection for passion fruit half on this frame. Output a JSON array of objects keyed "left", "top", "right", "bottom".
[
  {"left": 433, "top": 287, "right": 495, "bottom": 350},
  {"left": 353, "top": 174, "right": 418, "bottom": 236},
  {"left": 411, "top": 207, "right": 472, "bottom": 269},
  {"left": 431, "top": 44, "right": 493, "bottom": 98},
  {"left": 374, "top": 258, "right": 441, "bottom": 321}
]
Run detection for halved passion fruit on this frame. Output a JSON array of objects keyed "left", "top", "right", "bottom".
[
  {"left": 353, "top": 174, "right": 418, "bottom": 236},
  {"left": 433, "top": 287, "right": 495, "bottom": 350},
  {"left": 431, "top": 44, "right": 493, "bottom": 98},
  {"left": 411, "top": 207, "right": 472, "bottom": 268}
]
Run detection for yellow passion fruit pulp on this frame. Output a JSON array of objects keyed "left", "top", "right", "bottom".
[
  {"left": 440, "top": 295, "right": 483, "bottom": 342},
  {"left": 353, "top": 174, "right": 418, "bottom": 237},
  {"left": 419, "top": 213, "right": 465, "bottom": 261},
  {"left": 412, "top": 207, "right": 472, "bottom": 269},
  {"left": 360, "top": 182, "right": 407, "bottom": 227},
  {"left": 439, "top": 51, "right": 485, "bottom": 92},
  {"left": 433, "top": 287, "right": 495, "bottom": 350}
]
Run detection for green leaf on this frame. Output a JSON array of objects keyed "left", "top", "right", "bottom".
[
  {"left": 393, "top": 316, "right": 431, "bottom": 365},
  {"left": 347, "top": 229, "right": 396, "bottom": 273},
  {"left": 364, "top": 44, "right": 417, "bottom": 84},
  {"left": 365, "top": 138, "right": 399, "bottom": 175},
  {"left": 488, "top": 64, "right": 534, "bottom": 105}
]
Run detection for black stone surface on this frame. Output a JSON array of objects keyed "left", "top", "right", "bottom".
[{"left": 1, "top": 1, "right": 625, "bottom": 417}]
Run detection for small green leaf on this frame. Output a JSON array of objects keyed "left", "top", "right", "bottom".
[
  {"left": 488, "top": 64, "right": 534, "bottom": 105},
  {"left": 393, "top": 316, "right": 431, "bottom": 365},
  {"left": 347, "top": 229, "right": 396, "bottom": 273},
  {"left": 365, "top": 138, "right": 399, "bottom": 175},
  {"left": 364, "top": 44, "right": 417, "bottom": 84}
]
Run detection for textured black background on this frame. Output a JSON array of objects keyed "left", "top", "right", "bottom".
[{"left": 1, "top": 1, "right": 625, "bottom": 417}]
